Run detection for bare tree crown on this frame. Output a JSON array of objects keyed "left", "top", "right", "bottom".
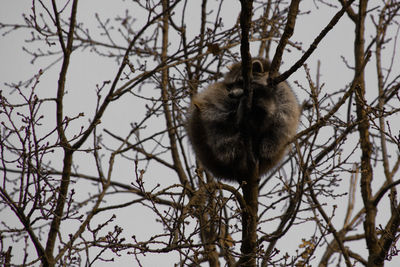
[{"left": 0, "top": 1, "right": 399, "bottom": 266}]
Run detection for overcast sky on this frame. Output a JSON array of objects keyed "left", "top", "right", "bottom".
[{"left": 1, "top": 1, "right": 399, "bottom": 266}]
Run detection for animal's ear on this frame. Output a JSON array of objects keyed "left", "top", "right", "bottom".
[
  {"left": 192, "top": 99, "right": 203, "bottom": 111},
  {"left": 252, "top": 59, "right": 264, "bottom": 73}
]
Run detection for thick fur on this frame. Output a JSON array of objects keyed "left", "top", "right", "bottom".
[{"left": 186, "top": 58, "right": 300, "bottom": 182}]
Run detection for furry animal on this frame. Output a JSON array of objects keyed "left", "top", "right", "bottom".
[{"left": 186, "top": 58, "right": 300, "bottom": 182}]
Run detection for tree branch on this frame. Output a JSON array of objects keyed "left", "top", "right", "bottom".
[
  {"left": 272, "top": 0, "right": 356, "bottom": 85},
  {"left": 269, "top": 0, "right": 300, "bottom": 79},
  {"left": 45, "top": 1, "right": 79, "bottom": 266},
  {"left": 237, "top": 1, "right": 260, "bottom": 267}
]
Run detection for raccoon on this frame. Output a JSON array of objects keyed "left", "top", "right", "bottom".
[{"left": 186, "top": 58, "right": 300, "bottom": 182}]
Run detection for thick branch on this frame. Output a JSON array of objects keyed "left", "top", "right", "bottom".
[
  {"left": 45, "top": 1, "right": 79, "bottom": 266},
  {"left": 237, "top": 2, "right": 259, "bottom": 267},
  {"left": 161, "top": 0, "right": 188, "bottom": 185},
  {"left": 269, "top": 0, "right": 300, "bottom": 79},
  {"left": 353, "top": 2, "right": 379, "bottom": 266},
  {"left": 272, "top": 0, "right": 357, "bottom": 85}
]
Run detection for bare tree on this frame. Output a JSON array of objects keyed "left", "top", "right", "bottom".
[{"left": 1, "top": 0, "right": 399, "bottom": 266}]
